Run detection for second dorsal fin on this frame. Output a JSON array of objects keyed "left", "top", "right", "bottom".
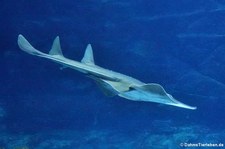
[
  {"left": 49, "top": 36, "right": 64, "bottom": 56},
  {"left": 81, "top": 44, "right": 95, "bottom": 65}
]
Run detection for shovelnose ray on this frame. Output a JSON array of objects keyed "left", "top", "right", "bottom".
[{"left": 17, "top": 34, "right": 196, "bottom": 110}]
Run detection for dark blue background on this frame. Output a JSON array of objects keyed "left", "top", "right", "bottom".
[{"left": 1, "top": 0, "right": 225, "bottom": 147}]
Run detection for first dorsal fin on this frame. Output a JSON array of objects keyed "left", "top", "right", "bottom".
[
  {"left": 49, "top": 36, "right": 64, "bottom": 56},
  {"left": 81, "top": 44, "right": 95, "bottom": 65}
]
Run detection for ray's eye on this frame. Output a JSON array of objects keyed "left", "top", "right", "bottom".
[{"left": 128, "top": 86, "right": 136, "bottom": 91}]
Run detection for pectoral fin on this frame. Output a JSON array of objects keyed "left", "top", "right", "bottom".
[
  {"left": 131, "top": 83, "right": 197, "bottom": 110},
  {"left": 133, "top": 83, "right": 167, "bottom": 96}
]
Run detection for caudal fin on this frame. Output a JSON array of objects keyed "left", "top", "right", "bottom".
[{"left": 17, "top": 34, "right": 45, "bottom": 56}]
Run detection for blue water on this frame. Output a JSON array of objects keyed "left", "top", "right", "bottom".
[{"left": 1, "top": 0, "right": 225, "bottom": 148}]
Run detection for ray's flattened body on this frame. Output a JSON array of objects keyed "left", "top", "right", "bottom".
[{"left": 17, "top": 34, "right": 196, "bottom": 110}]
